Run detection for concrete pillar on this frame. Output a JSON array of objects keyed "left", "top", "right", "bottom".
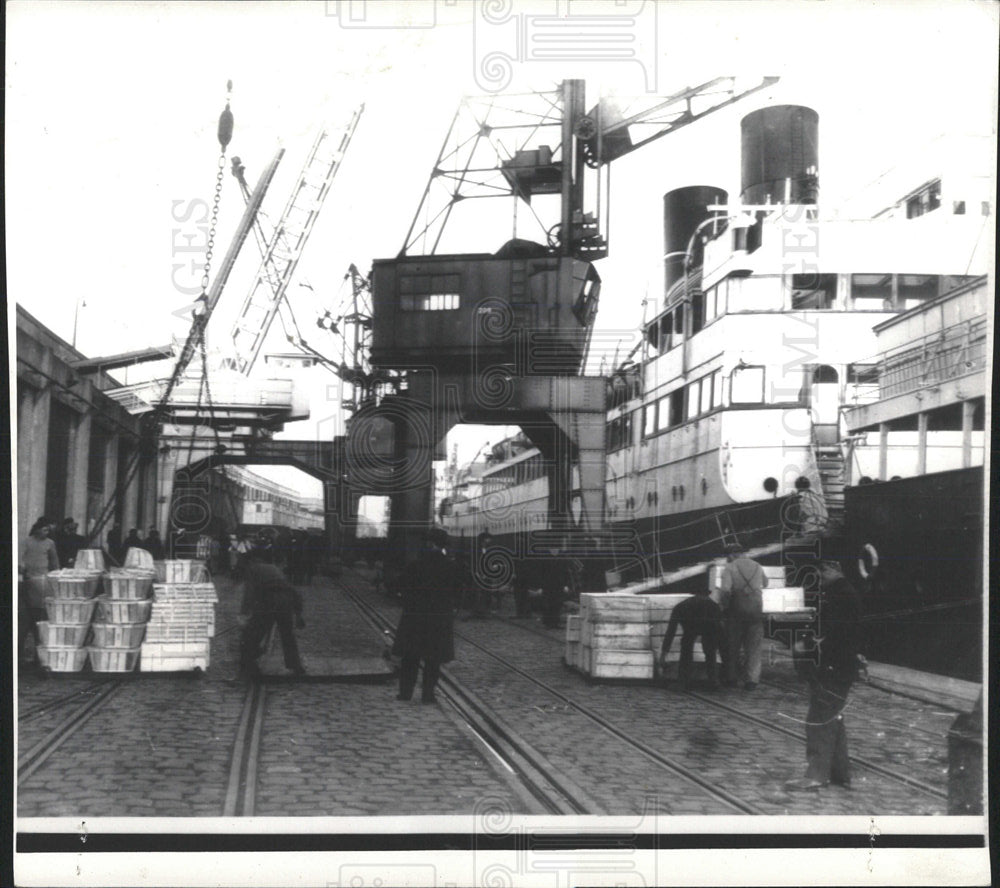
[
  {"left": 67, "top": 406, "right": 92, "bottom": 526},
  {"left": 102, "top": 433, "right": 119, "bottom": 541},
  {"left": 878, "top": 422, "right": 889, "bottom": 481},
  {"left": 961, "top": 400, "right": 975, "bottom": 468},
  {"left": 19, "top": 383, "right": 52, "bottom": 541},
  {"left": 916, "top": 412, "right": 928, "bottom": 476}
]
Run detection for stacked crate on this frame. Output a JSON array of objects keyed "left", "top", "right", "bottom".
[
  {"left": 38, "top": 568, "right": 102, "bottom": 673},
  {"left": 573, "top": 593, "right": 655, "bottom": 680},
  {"left": 141, "top": 560, "right": 217, "bottom": 672},
  {"left": 89, "top": 568, "right": 154, "bottom": 673}
]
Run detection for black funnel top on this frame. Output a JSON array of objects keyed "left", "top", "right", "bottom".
[
  {"left": 663, "top": 186, "right": 728, "bottom": 293},
  {"left": 740, "top": 105, "right": 819, "bottom": 205}
]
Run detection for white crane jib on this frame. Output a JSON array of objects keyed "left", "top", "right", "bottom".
[{"left": 229, "top": 106, "right": 364, "bottom": 376}]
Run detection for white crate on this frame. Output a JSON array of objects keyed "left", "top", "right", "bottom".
[
  {"left": 103, "top": 571, "right": 154, "bottom": 600},
  {"left": 588, "top": 622, "right": 651, "bottom": 650},
  {"left": 90, "top": 622, "right": 147, "bottom": 648},
  {"left": 46, "top": 571, "right": 101, "bottom": 599},
  {"left": 580, "top": 593, "right": 649, "bottom": 623},
  {"left": 564, "top": 614, "right": 581, "bottom": 642},
  {"left": 123, "top": 547, "right": 154, "bottom": 570},
  {"left": 762, "top": 565, "right": 787, "bottom": 583},
  {"left": 763, "top": 586, "right": 806, "bottom": 613},
  {"left": 144, "top": 621, "right": 211, "bottom": 644},
  {"left": 655, "top": 633, "right": 708, "bottom": 663},
  {"left": 150, "top": 599, "right": 215, "bottom": 624},
  {"left": 565, "top": 640, "right": 580, "bottom": 668},
  {"left": 37, "top": 621, "right": 90, "bottom": 648},
  {"left": 95, "top": 596, "right": 152, "bottom": 624},
  {"left": 88, "top": 646, "right": 141, "bottom": 673},
  {"left": 152, "top": 582, "right": 218, "bottom": 603},
  {"left": 74, "top": 549, "right": 106, "bottom": 571},
  {"left": 159, "top": 560, "right": 209, "bottom": 583},
  {"left": 37, "top": 645, "right": 89, "bottom": 672},
  {"left": 140, "top": 640, "right": 210, "bottom": 672},
  {"left": 591, "top": 649, "right": 655, "bottom": 680},
  {"left": 45, "top": 597, "right": 98, "bottom": 625},
  {"left": 579, "top": 645, "right": 592, "bottom": 674}
]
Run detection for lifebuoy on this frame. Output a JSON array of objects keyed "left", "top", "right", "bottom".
[{"left": 857, "top": 543, "right": 879, "bottom": 580}]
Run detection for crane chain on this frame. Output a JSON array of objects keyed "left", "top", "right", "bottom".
[{"left": 200, "top": 154, "right": 227, "bottom": 296}]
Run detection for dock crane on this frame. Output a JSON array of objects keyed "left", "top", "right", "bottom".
[{"left": 358, "top": 77, "right": 779, "bottom": 564}]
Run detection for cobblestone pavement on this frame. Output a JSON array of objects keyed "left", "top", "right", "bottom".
[
  {"left": 17, "top": 570, "right": 522, "bottom": 818},
  {"left": 16, "top": 566, "right": 961, "bottom": 818},
  {"left": 347, "top": 568, "right": 954, "bottom": 817}
]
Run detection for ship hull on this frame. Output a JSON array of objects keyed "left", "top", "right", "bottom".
[{"left": 843, "top": 466, "right": 983, "bottom": 681}]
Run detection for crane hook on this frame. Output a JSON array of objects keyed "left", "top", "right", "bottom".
[{"left": 218, "top": 81, "right": 234, "bottom": 150}]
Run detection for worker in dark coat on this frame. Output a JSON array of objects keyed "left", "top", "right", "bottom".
[
  {"left": 540, "top": 545, "right": 572, "bottom": 629},
  {"left": 55, "top": 518, "right": 87, "bottom": 568},
  {"left": 391, "top": 526, "right": 460, "bottom": 703},
  {"left": 786, "top": 558, "right": 863, "bottom": 791},
  {"left": 236, "top": 546, "right": 306, "bottom": 679},
  {"left": 658, "top": 587, "right": 725, "bottom": 690}
]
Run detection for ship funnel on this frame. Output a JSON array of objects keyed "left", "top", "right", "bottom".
[
  {"left": 740, "top": 105, "right": 819, "bottom": 205},
  {"left": 663, "top": 186, "right": 728, "bottom": 295}
]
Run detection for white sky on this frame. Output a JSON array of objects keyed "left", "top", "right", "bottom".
[{"left": 7, "top": 0, "right": 998, "bottom": 491}]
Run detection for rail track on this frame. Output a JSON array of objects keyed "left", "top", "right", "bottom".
[
  {"left": 495, "top": 607, "right": 950, "bottom": 802},
  {"left": 16, "top": 622, "right": 242, "bottom": 790},
  {"left": 342, "top": 584, "right": 766, "bottom": 815}
]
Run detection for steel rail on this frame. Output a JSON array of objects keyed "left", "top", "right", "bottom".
[
  {"left": 343, "top": 583, "right": 762, "bottom": 815},
  {"left": 340, "top": 585, "right": 597, "bottom": 816},
  {"left": 17, "top": 681, "right": 127, "bottom": 784},
  {"left": 498, "top": 608, "right": 949, "bottom": 801}
]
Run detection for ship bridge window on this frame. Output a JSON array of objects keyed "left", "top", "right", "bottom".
[
  {"left": 690, "top": 290, "right": 705, "bottom": 334},
  {"left": 789, "top": 273, "right": 837, "bottom": 309},
  {"left": 898, "top": 274, "right": 938, "bottom": 308},
  {"left": 686, "top": 380, "right": 701, "bottom": 420},
  {"left": 608, "top": 412, "right": 634, "bottom": 452},
  {"left": 643, "top": 402, "right": 657, "bottom": 438},
  {"left": 730, "top": 365, "right": 765, "bottom": 404},
  {"left": 850, "top": 274, "right": 893, "bottom": 309},
  {"left": 905, "top": 179, "right": 941, "bottom": 218}
]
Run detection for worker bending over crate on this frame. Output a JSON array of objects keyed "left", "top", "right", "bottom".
[{"left": 236, "top": 543, "right": 306, "bottom": 678}]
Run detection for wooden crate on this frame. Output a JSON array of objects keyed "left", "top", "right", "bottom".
[
  {"left": 581, "top": 594, "right": 649, "bottom": 623},
  {"left": 579, "top": 645, "right": 592, "bottom": 674},
  {"left": 564, "top": 614, "right": 581, "bottom": 642},
  {"left": 654, "top": 633, "right": 707, "bottom": 663},
  {"left": 589, "top": 622, "right": 651, "bottom": 650},
  {"left": 140, "top": 640, "right": 210, "bottom": 672},
  {"left": 565, "top": 640, "right": 580, "bottom": 668},
  {"left": 591, "top": 649, "right": 655, "bottom": 680}
]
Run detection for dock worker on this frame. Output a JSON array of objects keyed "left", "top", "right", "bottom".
[
  {"left": 55, "top": 518, "right": 87, "bottom": 568},
  {"left": 391, "top": 526, "right": 461, "bottom": 704},
  {"left": 658, "top": 586, "right": 725, "bottom": 691},
  {"left": 717, "top": 541, "right": 768, "bottom": 690},
  {"left": 19, "top": 517, "right": 60, "bottom": 665},
  {"left": 786, "top": 555, "right": 863, "bottom": 791},
  {"left": 236, "top": 543, "right": 306, "bottom": 679}
]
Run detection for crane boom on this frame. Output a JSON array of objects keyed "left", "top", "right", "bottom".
[{"left": 229, "top": 106, "right": 364, "bottom": 375}]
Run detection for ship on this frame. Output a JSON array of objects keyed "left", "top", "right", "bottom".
[{"left": 440, "top": 105, "right": 990, "bottom": 679}]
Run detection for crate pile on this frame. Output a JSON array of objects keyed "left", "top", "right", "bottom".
[
  {"left": 141, "top": 559, "right": 217, "bottom": 672},
  {"left": 37, "top": 561, "right": 103, "bottom": 673},
  {"left": 565, "top": 593, "right": 655, "bottom": 680}
]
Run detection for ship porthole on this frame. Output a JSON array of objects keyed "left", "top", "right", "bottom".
[{"left": 763, "top": 477, "right": 778, "bottom": 494}]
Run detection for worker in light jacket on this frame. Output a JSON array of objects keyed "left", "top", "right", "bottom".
[
  {"left": 717, "top": 542, "right": 768, "bottom": 690},
  {"left": 19, "top": 517, "right": 60, "bottom": 664}
]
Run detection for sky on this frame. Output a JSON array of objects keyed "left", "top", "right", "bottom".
[{"left": 7, "top": 0, "right": 998, "bottom": 490}]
